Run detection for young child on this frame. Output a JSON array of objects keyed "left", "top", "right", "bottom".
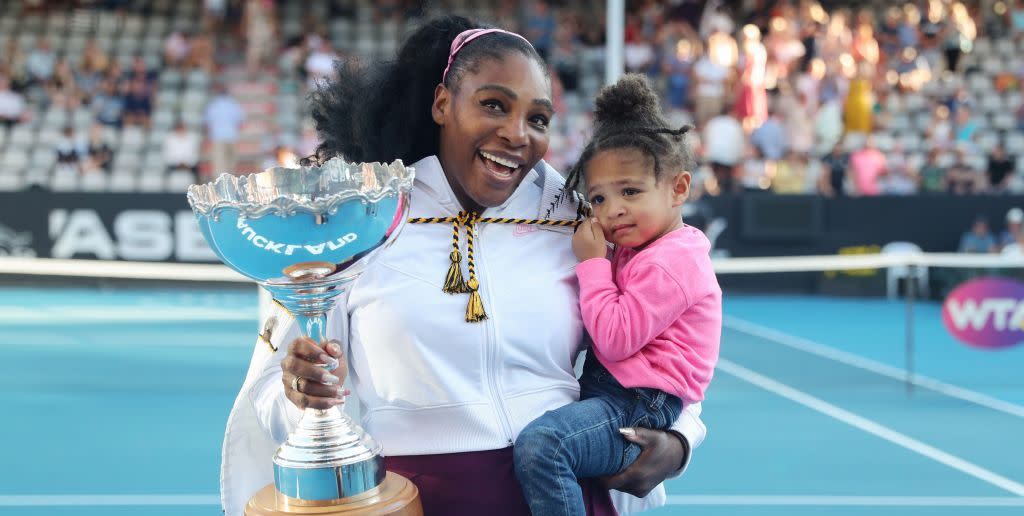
[{"left": 513, "top": 74, "right": 722, "bottom": 516}]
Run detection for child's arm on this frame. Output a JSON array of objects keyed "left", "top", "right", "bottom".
[{"left": 576, "top": 258, "right": 691, "bottom": 362}]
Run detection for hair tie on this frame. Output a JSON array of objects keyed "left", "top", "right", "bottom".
[{"left": 442, "top": 28, "right": 533, "bottom": 84}]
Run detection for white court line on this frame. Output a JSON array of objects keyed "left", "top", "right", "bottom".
[
  {"left": 665, "top": 495, "right": 1024, "bottom": 506},
  {"left": 0, "top": 306, "right": 257, "bottom": 324},
  {"left": 724, "top": 316, "right": 1024, "bottom": 419},
  {"left": 0, "top": 495, "right": 218, "bottom": 506},
  {"left": 717, "top": 358, "right": 1024, "bottom": 497}
]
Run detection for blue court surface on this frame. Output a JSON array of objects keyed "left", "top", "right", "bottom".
[{"left": 1, "top": 286, "right": 1022, "bottom": 515}]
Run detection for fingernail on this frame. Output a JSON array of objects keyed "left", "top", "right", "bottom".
[
  {"left": 322, "top": 373, "right": 341, "bottom": 385},
  {"left": 320, "top": 356, "right": 339, "bottom": 371},
  {"left": 328, "top": 342, "right": 341, "bottom": 355},
  {"left": 337, "top": 387, "right": 348, "bottom": 397},
  {"left": 618, "top": 428, "right": 636, "bottom": 437},
  {"left": 328, "top": 398, "right": 345, "bottom": 407}
]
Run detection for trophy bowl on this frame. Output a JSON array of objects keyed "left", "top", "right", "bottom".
[{"left": 187, "top": 158, "right": 418, "bottom": 512}]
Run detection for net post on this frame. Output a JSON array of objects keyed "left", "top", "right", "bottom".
[{"left": 905, "top": 264, "right": 916, "bottom": 395}]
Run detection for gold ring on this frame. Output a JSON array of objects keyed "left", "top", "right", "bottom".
[{"left": 291, "top": 375, "right": 302, "bottom": 394}]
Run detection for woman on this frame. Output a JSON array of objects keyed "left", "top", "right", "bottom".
[{"left": 221, "top": 16, "right": 706, "bottom": 516}]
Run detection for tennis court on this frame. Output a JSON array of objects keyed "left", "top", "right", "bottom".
[{"left": 2, "top": 284, "right": 1022, "bottom": 515}]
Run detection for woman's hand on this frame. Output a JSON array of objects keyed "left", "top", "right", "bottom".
[
  {"left": 599, "top": 427, "right": 690, "bottom": 498},
  {"left": 281, "top": 337, "right": 347, "bottom": 410}
]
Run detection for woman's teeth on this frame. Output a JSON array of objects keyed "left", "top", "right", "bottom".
[{"left": 480, "top": 151, "right": 519, "bottom": 171}]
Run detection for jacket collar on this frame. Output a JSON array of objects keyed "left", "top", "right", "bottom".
[{"left": 410, "top": 155, "right": 544, "bottom": 217}]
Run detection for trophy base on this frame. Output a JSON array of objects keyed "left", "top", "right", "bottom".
[{"left": 246, "top": 472, "right": 423, "bottom": 516}]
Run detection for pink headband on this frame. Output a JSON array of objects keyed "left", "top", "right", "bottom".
[{"left": 441, "top": 28, "right": 533, "bottom": 83}]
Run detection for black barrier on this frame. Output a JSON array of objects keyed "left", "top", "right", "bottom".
[
  {"left": 0, "top": 192, "right": 217, "bottom": 262},
  {"left": 2, "top": 192, "right": 1024, "bottom": 263}
]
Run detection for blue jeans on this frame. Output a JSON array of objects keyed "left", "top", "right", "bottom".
[{"left": 513, "top": 355, "right": 682, "bottom": 516}]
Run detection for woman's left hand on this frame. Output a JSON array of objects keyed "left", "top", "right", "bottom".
[{"left": 599, "top": 427, "right": 688, "bottom": 498}]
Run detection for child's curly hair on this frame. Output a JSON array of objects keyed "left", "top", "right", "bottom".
[{"left": 563, "top": 74, "right": 696, "bottom": 197}]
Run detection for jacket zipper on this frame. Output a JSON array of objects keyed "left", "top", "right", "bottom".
[{"left": 474, "top": 223, "right": 515, "bottom": 446}]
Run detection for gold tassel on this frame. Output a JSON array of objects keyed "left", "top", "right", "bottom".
[
  {"left": 443, "top": 249, "right": 469, "bottom": 294},
  {"left": 465, "top": 278, "right": 487, "bottom": 322}
]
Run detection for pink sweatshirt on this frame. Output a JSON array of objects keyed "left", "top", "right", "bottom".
[{"left": 576, "top": 225, "right": 721, "bottom": 403}]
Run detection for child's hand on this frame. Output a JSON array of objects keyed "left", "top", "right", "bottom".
[{"left": 573, "top": 218, "right": 609, "bottom": 261}]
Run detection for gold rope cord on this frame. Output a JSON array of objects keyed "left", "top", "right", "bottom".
[{"left": 407, "top": 212, "right": 582, "bottom": 322}]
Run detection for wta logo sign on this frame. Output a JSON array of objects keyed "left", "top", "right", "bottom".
[{"left": 942, "top": 277, "right": 1024, "bottom": 350}]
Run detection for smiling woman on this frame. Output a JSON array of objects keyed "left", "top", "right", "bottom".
[{"left": 220, "top": 15, "right": 708, "bottom": 516}]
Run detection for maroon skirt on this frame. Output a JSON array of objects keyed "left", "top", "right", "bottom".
[{"left": 385, "top": 447, "right": 618, "bottom": 516}]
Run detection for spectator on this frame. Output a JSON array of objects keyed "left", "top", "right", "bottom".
[
  {"left": 244, "top": 0, "right": 276, "bottom": 75},
  {"left": 128, "top": 55, "right": 158, "bottom": 85},
  {"left": 91, "top": 78, "right": 124, "bottom": 128},
  {"left": 524, "top": 0, "right": 556, "bottom": 60},
  {"left": 918, "top": 148, "right": 947, "bottom": 193},
  {"left": 851, "top": 21, "right": 879, "bottom": 67},
  {"left": 928, "top": 104, "right": 953, "bottom": 149},
  {"left": 736, "top": 24, "right": 768, "bottom": 132},
  {"left": 304, "top": 39, "right": 337, "bottom": 91},
  {"left": 48, "top": 57, "right": 80, "bottom": 109},
  {"left": 0, "top": 75, "right": 26, "bottom": 128},
  {"left": 849, "top": 136, "right": 886, "bottom": 196},
  {"left": 1000, "top": 207, "right": 1024, "bottom": 249},
  {"left": 844, "top": 69, "right": 873, "bottom": 133},
  {"left": 781, "top": 90, "right": 814, "bottom": 155},
  {"left": 739, "top": 142, "right": 767, "bottom": 192},
  {"left": 771, "top": 151, "right": 814, "bottom": 194},
  {"left": 76, "top": 40, "right": 109, "bottom": 103},
  {"left": 1002, "top": 232, "right": 1024, "bottom": 256},
  {"left": 164, "top": 31, "right": 189, "bottom": 68},
  {"left": 702, "top": 105, "right": 745, "bottom": 194},
  {"left": 877, "top": 7, "right": 904, "bottom": 59},
  {"left": 81, "top": 122, "right": 114, "bottom": 174},
  {"left": 877, "top": 151, "right": 918, "bottom": 195},
  {"left": 25, "top": 39, "right": 56, "bottom": 85},
  {"left": 797, "top": 59, "right": 824, "bottom": 109},
  {"left": 942, "top": 2, "right": 975, "bottom": 73},
  {"left": 81, "top": 39, "right": 110, "bottom": 79},
  {"left": 953, "top": 106, "right": 978, "bottom": 144},
  {"left": 204, "top": 84, "right": 245, "bottom": 176},
  {"left": 814, "top": 97, "right": 843, "bottom": 155},
  {"left": 187, "top": 33, "right": 216, "bottom": 73},
  {"left": 946, "top": 152, "right": 982, "bottom": 194},
  {"left": 750, "top": 108, "right": 787, "bottom": 161},
  {"left": 958, "top": 216, "right": 997, "bottom": 253},
  {"left": 1011, "top": 0, "right": 1024, "bottom": 41},
  {"left": 54, "top": 126, "right": 84, "bottom": 173},
  {"left": 1, "top": 38, "right": 27, "bottom": 88},
  {"left": 987, "top": 143, "right": 1015, "bottom": 193},
  {"left": 692, "top": 49, "right": 730, "bottom": 125},
  {"left": 764, "top": 16, "right": 805, "bottom": 83},
  {"left": 163, "top": 120, "right": 201, "bottom": 177},
  {"left": 550, "top": 25, "right": 581, "bottom": 93},
  {"left": 122, "top": 77, "right": 153, "bottom": 128},
  {"left": 819, "top": 143, "right": 849, "bottom": 197}
]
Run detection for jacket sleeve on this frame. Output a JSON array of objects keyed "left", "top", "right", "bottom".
[
  {"left": 248, "top": 294, "right": 352, "bottom": 444},
  {"left": 577, "top": 258, "right": 692, "bottom": 362},
  {"left": 609, "top": 402, "right": 707, "bottom": 514}
]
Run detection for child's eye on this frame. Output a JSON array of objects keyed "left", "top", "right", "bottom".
[
  {"left": 623, "top": 188, "right": 641, "bottom": 196},
  {"left": 589, "top": 195, "right": 605, "bottom": 205}
]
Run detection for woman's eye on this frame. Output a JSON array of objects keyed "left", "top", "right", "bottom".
[
  {"left": 481, "top": 99, "right": 505, "bottom": 112},
  {"left": 530, "top": 115, "right": 550, "bottom": 128}
]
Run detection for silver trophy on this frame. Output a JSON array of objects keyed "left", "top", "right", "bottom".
[{"left": 188, "top": 158, "right": 420, "bottom": 513}]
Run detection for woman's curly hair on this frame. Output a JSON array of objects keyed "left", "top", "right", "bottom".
[{"left": 304, "top": 15, "right": 545, "bottom": 167}]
